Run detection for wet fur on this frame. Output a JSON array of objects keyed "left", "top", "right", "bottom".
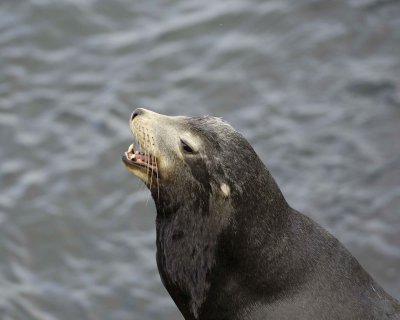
[{"left": 128, "top": 112, "right": 400, "bottom": 320}]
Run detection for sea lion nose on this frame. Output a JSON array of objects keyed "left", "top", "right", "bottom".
[{"left": 131, "top": 108, "right": 145, "bottom": 121}]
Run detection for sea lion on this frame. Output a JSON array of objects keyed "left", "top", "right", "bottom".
[{"left": 122, "top": 108, "right": 400, "bottom": 320}]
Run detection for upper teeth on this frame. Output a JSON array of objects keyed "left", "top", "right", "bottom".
[{"left": 128, "top": 144, "right": 134, "bottom": 153}]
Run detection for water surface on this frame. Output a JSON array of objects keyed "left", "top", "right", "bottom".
[{"left": 0, "top": 0, "right": 399, "bottom": 319}]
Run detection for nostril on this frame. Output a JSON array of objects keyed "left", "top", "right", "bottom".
[{"left": 131, "top": 108, "right": 144, "bottom": 121}]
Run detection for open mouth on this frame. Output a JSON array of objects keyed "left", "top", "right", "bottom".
[{"left": 122, "top": 143, "right": 158, "bottom": 176}]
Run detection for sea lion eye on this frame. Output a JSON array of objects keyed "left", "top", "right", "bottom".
[{"left": 180, "top": 139, "right": 194, "bottom": 154}]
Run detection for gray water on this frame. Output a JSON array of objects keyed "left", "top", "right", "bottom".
[{"left": 0, "top": 0, "right": 399, "bottom": 319}]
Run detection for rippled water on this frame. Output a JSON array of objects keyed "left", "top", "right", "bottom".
[{"left": 0, "top": 0, "right": 399, "bottom": 319}]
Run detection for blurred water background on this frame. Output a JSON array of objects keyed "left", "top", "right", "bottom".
[{"left": 0, "top": 0, "right": 399, "bottom": 319}]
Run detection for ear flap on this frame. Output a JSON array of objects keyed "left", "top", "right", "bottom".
[
  {"left": 209, "top": 176, "right": 234, "bottom": 227},
  {"left": 210, "top": 164, "right": 233, "bottom": 199},
  {"left": 219, "top": 183, "right": 231, "bottom": 198}
]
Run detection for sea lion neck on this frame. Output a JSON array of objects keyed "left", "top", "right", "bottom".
[
  {"left": 153, "top": 181, "right": 225, "bottom": 320},
  {"left": 152, "top": 165, "right": 292, "bottom": 319}
]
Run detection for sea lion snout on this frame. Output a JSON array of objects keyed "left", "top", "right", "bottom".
[
  {"left": 124, "top": 108, "right": 195, "bottom": 185},
  {"left": 130, "top": 108, "right": 145, "bottom": 121}
]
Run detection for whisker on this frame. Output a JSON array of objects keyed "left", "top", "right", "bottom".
[
  {"left": 151, "top": 136, "right": 160, "bottom": 201},
  {"left": 147, "top": 130, "right": 155, "bottom": 204},
  {"left": 139, "top": 130, "right": 148, "bottom": 193},
  {"left": 143, "top": 133, "right": 150, "bottom": 188},
  {"left": 129, "top": 123, "right": 159, "bottom": 201},
  {"left": 138, "top": 140, "right": 145, "bottom": 192},
  {"left": 156, "top": 158, "right": 160, "bottom": 201},
  {"left": 143, "top": 128, "right": 152, "bottom": 205},
  {"left": 131, "top": 130, "right": 144, "bottom": 191},
  {"left": 149, "top": 151, "right": 154, "bottom": 193}
]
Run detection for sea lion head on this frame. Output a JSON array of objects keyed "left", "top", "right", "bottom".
[{"left": 122, "top": 108, "right": 267, "bottom": 212}]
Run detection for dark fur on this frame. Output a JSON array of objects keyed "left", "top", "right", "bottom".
[{"left": 142, "top": 115, "right": 400, "bottom": 320}]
